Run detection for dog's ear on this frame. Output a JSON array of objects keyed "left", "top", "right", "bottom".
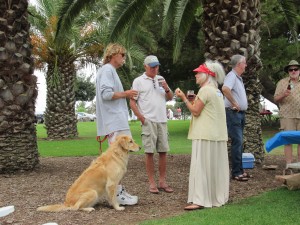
[{"left": 119, "top": 136, "right": 129, "bottom": 150}]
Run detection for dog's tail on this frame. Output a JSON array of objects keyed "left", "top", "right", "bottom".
[{"left": 37, "top": 204, "right": 72, "bottom": 212}]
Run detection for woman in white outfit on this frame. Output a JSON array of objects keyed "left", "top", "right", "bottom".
[{"left": 175, "top": 60, "right": 229, "bottom": 210}]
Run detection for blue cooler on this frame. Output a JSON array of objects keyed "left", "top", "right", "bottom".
[{"left": 242, "top": 153, "right": 255, "bottom": 169}]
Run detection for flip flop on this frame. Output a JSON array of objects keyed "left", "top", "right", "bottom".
[
  {"left": 184, "top": 204, "right": 204, "bottom": 210},
  {"left": 149, "top": 187, "right": 159, "bottom": 194},
  {"left": 158, "top": 186, "right": 174, "bottom": 193},
  {"left": 233, "top": 175, "right": 249, "bottom": 182},
  {"left": 242, "top": 172, "right": 253, "bottom": 178}
]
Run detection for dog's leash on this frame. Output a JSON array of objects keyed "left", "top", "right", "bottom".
[{"left": 96, "top": 135, "right": 108, "bottom": 155}]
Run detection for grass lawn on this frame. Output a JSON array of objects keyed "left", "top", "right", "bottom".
[
  {"left": 36, "top": 120, "right": 300, "bottom": 225},
  {"left": 37, "top": 120, "right": 193, "bottom": 156},
  {"left": 37, "top": 120, "right": 288, "bottom": 157},
  {"left": 140, "top": 188, "right": 300, "bottom": 225}
]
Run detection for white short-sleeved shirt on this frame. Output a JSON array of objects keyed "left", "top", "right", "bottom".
[{"left": 132, "top": 73, "right": 168, "bottom": 123}]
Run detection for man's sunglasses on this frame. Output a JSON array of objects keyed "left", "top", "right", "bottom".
[{"left": 288, "top": 68, "right": 299, "bottom": 72}]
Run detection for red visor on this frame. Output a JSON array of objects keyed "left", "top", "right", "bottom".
[{"left": 193, "top": 64, "right": 216, "bottom": 77}]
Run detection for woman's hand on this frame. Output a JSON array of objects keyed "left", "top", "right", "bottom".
[{"left": 175, "top": 88, "right": 185, "bottom": 99}]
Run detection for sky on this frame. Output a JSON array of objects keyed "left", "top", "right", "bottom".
[
  {"left": 34, "top": 66, "right": 97, "bottom": 114},
  {"left": 35, "top": 71, "right": 46, "bottom": 114}
]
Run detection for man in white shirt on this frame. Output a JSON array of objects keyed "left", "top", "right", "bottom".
[{"left": 130, "top": 55, "right": 174, "bottom": 194}]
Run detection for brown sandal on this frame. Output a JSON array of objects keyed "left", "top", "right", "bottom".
[
  {"left": 184, "top": 204, "right": 204, "bottom": 210},
  {"left": 158, "top": 186, "right": 174, "bottom": 193},
  {"left": 149, "top": 187, "right": 159, "bottom": 194}
]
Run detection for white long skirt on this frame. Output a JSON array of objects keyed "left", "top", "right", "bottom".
[{"left": 188, "top": 139, "right": 229, "bottom": 208}]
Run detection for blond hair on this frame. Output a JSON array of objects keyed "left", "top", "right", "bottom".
[
  {"left": 103, "top": 43, "right": 126, "bottom": 64},
  {"left": 205, "top": 60, "right": 225, "bottom": 85}
]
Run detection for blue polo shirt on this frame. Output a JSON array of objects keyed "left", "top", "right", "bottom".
[{"left": 223, "top": 69, "right": 248, "bottom": 111}]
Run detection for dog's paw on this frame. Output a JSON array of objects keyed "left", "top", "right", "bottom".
[
  {"left": 115, "top": 206, "right": 125, "bottom": 211},
  {"left": 82, "top": 207, "right": 95, "bottom": 212}
]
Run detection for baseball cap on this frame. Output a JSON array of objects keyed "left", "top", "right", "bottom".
[{"left": 144, "top": 55, "right": 160, "bottom": 67}]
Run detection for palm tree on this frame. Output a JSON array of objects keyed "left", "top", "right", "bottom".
[
  {"left": 29, "top": 0, "right": 105, "bottom": 139},
  {"left": 31, "top": 0, "right": 157, "bottom": 140},
  {"left": 55, "top": 0, "right": 158, "bottom": 90},
  {"left": 58, "top": 1, "right": 157, "bottom": 56},
  {"left": 201, "top": 0, "right": 265, "bottom": 161},
  {"left": 0, "top": 0, "right": 39, "bottom": 172},
  {"left": 108, "top": 0, "right": 298, "bottom": 163}
]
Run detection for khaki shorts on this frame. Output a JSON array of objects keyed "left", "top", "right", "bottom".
[
  {"left": 280, "top": 118, "right": 300, "bottom": 131},
  {"left": 141, "top": 119, "right": 169, "bottom": 153},
  {"left": 108, "top": 129, "right": 132, "bottom": 145}
]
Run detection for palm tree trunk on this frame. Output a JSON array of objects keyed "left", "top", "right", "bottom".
[
  {"left": 44, "top": 60, "right": 78, "bottom": 139},
  {"left": 202, "top": 0, "right": 265, "bottom": 163},
  {"left": 0, "top": 0, "right": 39, "bottom": 172}
]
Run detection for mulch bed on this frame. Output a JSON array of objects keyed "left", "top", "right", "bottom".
[{"left": 0, "top": 154, "right": 288, "bottom": 225}]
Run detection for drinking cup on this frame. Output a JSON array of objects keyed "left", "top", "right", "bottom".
[
  {"left": 187, "top": 90, "right": 195, "bottom": 100},
  {"left": 158, "top": 78, "right": 165, "bottom": 87}
]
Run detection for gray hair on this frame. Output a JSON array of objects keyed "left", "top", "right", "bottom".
[
  {"left": 205, "top": 60, "right": 225, "bottom": 85},
  {"left": 230, "top": 55, "right": 246, "bottom": 68}
]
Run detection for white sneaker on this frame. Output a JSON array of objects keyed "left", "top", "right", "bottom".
[
  {"left": 116, "top": 185, "right": 138, "bottom": 205},
  {"left": 121, "top": 186, "right": 138, "bottom": 201}
]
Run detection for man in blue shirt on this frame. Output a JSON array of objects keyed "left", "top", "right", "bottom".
[{"left": 222, "top": 54, "right": 249, "bottom": 182}]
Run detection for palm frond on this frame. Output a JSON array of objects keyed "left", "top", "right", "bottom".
[
  {"left": 133, "top": 26, "right": 158, "bottom": 53},
  {"left": 277, "top": 0, "right": 299, "bottom": 43},
  {"left": 124, "top": 21, "right": 157, "bottom": 53},
  {"left": 173, "top": 0, "right": 200, "bottom": 62},
  {"left": 125, "top": 44, "right": 147, "bottom": 70},
  {"left": 56, "top": 0, "right": 98, "bottom": 41},
  {"left": 161, "top": 0, "right": 178, "bottom": 38},
  {"left": 29, "top": 0, "right": 108, "bottom": 67},
  {"left": 108, "top": 0, "right": 156, "bottom": 41},
  {"left": 35, "top": 0, "right": 61, "bottom": 20},
  {"left": 28, "top": 5, "right": 48, "bottom": 32}
]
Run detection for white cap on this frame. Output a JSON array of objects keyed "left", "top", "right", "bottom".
[{"left": 144, "top": 55, "right": 160, "bottom": 67}]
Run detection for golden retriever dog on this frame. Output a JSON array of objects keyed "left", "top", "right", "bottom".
[{"left": 37, "top": 135, "right": 140, "bottom": 212}]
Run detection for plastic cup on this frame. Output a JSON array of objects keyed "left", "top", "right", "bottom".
[
  {"left": 158, "top": 78, "right": 165, "bottom": 87},
  {"left": 187, "top": 90, "right": 195, "bottom": 100}
]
